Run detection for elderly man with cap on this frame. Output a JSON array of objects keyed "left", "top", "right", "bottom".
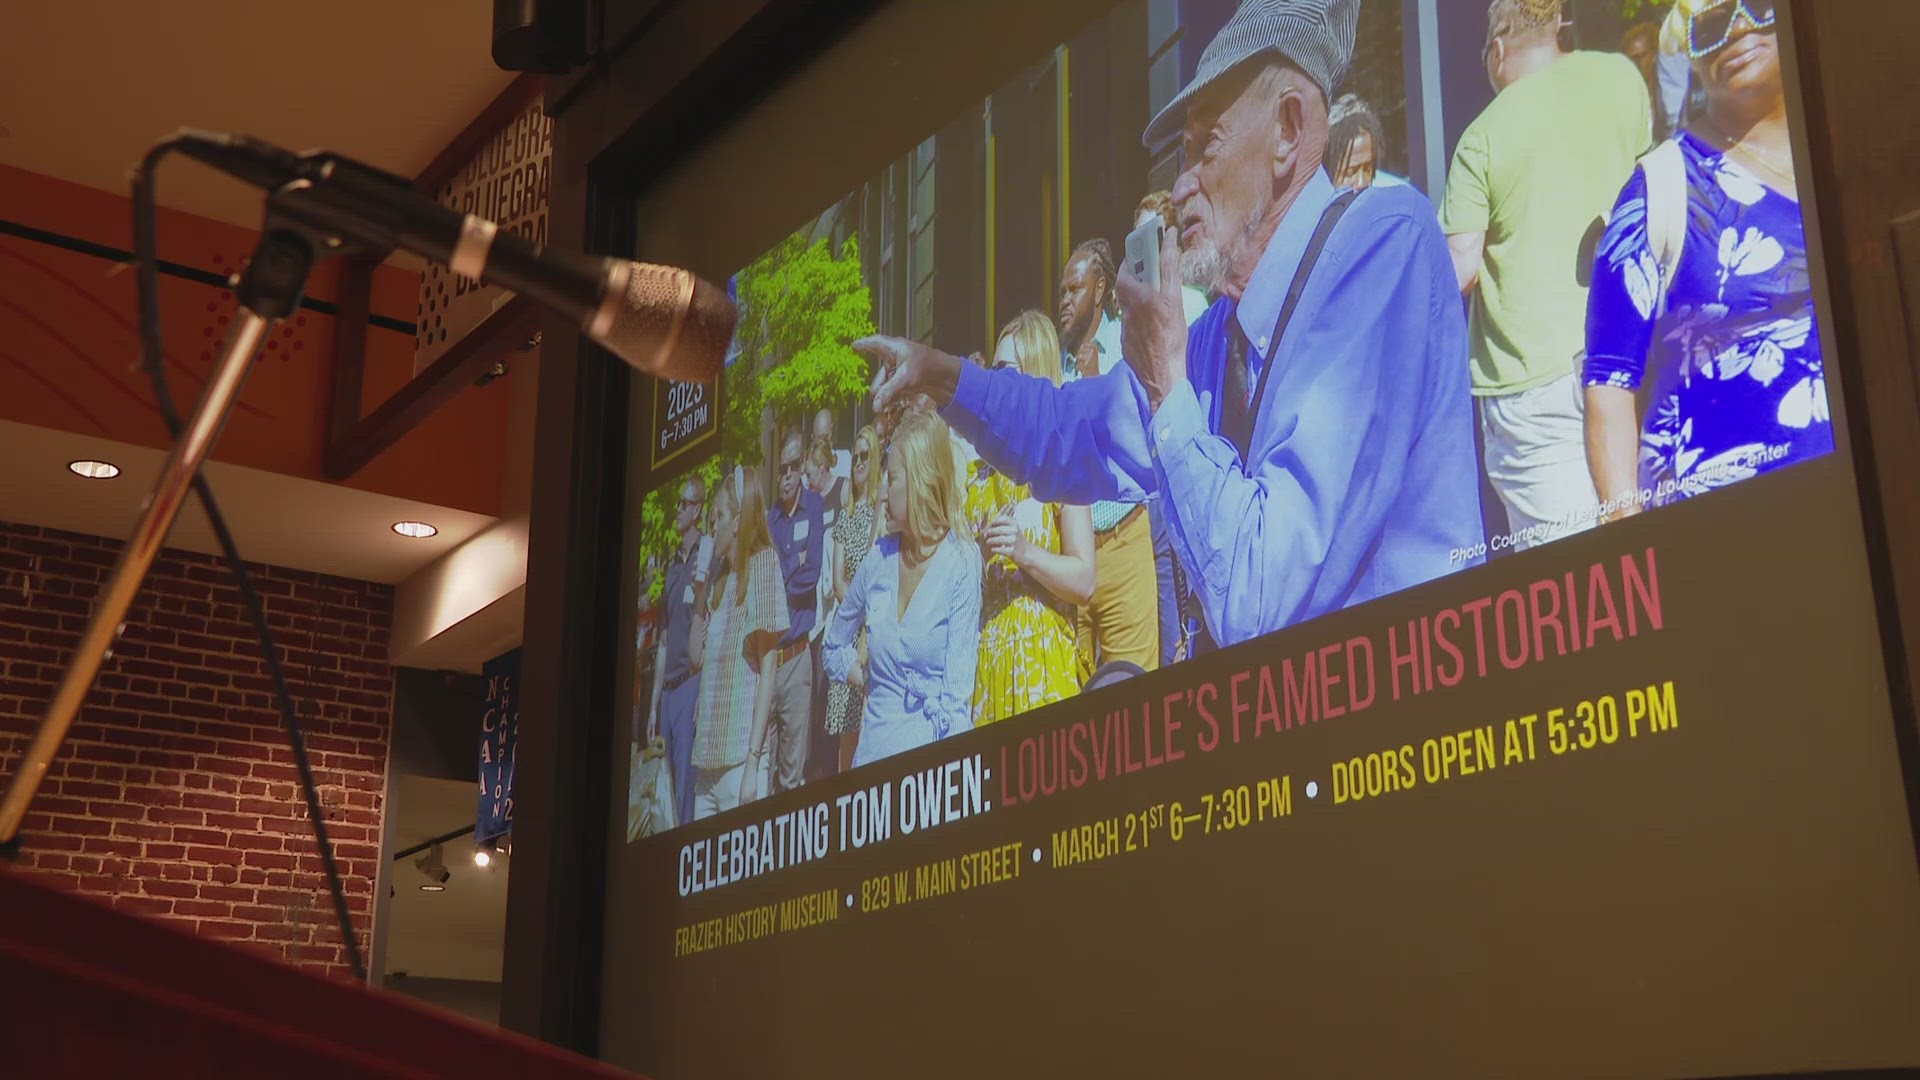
[{"left": 858, "top": 0, "right": 1482, "bottom": 648}]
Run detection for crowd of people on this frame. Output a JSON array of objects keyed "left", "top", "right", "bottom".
[{"left": 638, "top": 0, "right": 1825, "bottom": 830}]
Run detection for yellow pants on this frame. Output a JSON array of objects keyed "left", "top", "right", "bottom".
[{"left": 1076, "top": 506, "right": 1160, "bottom": 683}]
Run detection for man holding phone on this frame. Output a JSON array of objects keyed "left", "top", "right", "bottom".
[{"left": 859, "top": 0, "right": 1482, "bottom": 646}]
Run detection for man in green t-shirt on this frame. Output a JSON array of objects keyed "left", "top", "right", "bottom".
[{"left": 1441, "top": 0, "right": 1651, "bottom": 549}]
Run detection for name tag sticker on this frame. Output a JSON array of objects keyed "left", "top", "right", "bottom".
[
  {"left": 682, "top": 585, "right": 695, "bottom": 606},
  {"left": 794, "top": 520, "right": 809, "bottom": 543}
]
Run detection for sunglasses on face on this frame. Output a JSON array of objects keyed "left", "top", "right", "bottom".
[
  {"left": 778, "top": 460, "right": 801, "bottom": 475},
  {"left": 1688, "top": 0, "right": 1776, "bottom": 59},
  {"left": 679, "top": 496, "right": 702, "bottom": 509}
]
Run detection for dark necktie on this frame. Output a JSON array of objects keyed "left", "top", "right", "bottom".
[{"left": 1220, "top": 310, "right": 1254, "bottom": 460}]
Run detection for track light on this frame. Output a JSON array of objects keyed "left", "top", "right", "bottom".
[{"left": 414, "top": 842, "right": 450, "bottom": 885}]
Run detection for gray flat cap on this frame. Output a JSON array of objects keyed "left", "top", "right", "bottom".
[{"left": 1143, "top": 0, "right": 1360, "bottom": 149}]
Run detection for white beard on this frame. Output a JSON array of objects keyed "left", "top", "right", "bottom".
[
  {"left": 1180, "top": 239, "right": 1226, "bottom": 294},
  {"left": 1180, "top": 187, "right": 1276, "bottom": 297}
]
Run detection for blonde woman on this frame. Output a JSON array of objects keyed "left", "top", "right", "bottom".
[
  {"left": 687, "top": 468, "right": 789, "bottom": 817},
  {"left": 823, "top": 413, "right": 982, "bottom": 768},
  {"left": 966, "top": 312, "right": 1095, "bottom": 724},
  {"left": 823, "top": 425, "right": 884, "bottom": 771}
]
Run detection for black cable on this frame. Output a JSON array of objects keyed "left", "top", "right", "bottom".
[{"left": 133, "top": 143, "right": 367, "bottom": 981}]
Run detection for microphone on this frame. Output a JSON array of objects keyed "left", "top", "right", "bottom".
[{"left": 171, "top": 129, "right": 733, "bottom": 383}]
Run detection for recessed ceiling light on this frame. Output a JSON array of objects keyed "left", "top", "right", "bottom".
[
  {"left": 419, "top": 883, "right": 446, "bottom": 892},
  {"left": 68, "top": 459, "right": 121, "bottom": 480},
  {"left": 392, "top": 520, "right": 438, "bottom": 539},
  {"left": 474, "top": 848, "right": 492, "bottom": 868}
]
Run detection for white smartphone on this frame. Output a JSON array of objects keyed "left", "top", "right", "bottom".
[
  {"left": 695, "top": 535, "right": 714, "bottom": 582},
  {"left": 1124, "top": 217, "right": 1162, "bottom": 293}
]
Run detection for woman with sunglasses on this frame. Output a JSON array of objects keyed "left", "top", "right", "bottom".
[
  {"left": 1583, "top": 0, "right": 1829, "bottom": 517},
  {"left": 823, "top": 425, "right": 884, "bottom": 772},
  {"left": 964, "top": 312, "right": 1095, "bottom": 725}
]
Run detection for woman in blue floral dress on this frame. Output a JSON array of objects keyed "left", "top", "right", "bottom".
[{"left": 1583, "top": 0, "right": 1829, "bottom": 517}]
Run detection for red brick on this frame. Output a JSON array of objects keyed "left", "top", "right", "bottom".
[
  {"left": 134, "top": 748, "right": 194, "bottom": 770},
  {"left": 180, "top": 791, "right": 239, "bottom": 812},
  {"left": 111, "top": 821, "right": 174, "bottom": 842},
  {"left": 185, "top": 844, "right": 246, "bottom": 866},
  {"left": 147, "top": 806, "right": 204, "bottom": 826},
  {"left": 262, "top": 816, "right": 311, "bottom": 837},
  {"left": 80, "top": 836, "right": 144, "bottom": 858},
  {"left": 142, "top": 879, "right": 198, "bottom": 899},
  {"left": 167, "top": 699, "right": 228, "bottom": 723},
  {"left": 58, "top": 779, "right": 120, "bottom": 800},
  {"left": 204, "top": 812, "right": 263, "bottom": 833},
  {"left": 229, "top": 833, "right": 283, "bottom": 852},
  {"left": 197, "top": 919, "right": 256, "bottom": 940},
  {"left": 212, "top": 739, "right": 275, "bottom": 763},
  {"left": 195, "top": 720, "right": 255, "bottom": 742},
  {"left": 78, "top": 875, "right": 137, "bottom": 896},
  {"left": 171, "top": 826, "right": 226, "bottom": 846},
  {"left": 122, "top": 786, "right": 183, "bottom": 807},
  {"left": 173, "top": 898, "right": 232, "bottom": 918},
  {"left": 111, "top": 895, "right": 173, "bottom": 917}
]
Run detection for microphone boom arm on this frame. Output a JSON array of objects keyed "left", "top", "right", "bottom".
[{"left": 0, "top": 186, "right": 361, "bottom": 851}]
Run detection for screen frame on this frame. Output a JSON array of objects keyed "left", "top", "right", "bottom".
[{"left": 506, "top": 2, "right": 1920, "bottom": 1070}]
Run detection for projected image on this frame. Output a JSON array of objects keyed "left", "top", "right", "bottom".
[{"left": 627, "top": 0, "right": 1829, "bottom": 840}]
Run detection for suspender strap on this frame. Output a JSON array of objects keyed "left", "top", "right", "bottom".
[{"left": 1234, "top": 188, "right": 1360, "bottom": 462}]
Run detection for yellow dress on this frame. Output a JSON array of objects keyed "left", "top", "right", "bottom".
[{"left": 963, "top": 465, "right": 1078, "bottom": 725}]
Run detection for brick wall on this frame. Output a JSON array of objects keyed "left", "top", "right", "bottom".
[{"left": 0, "top": 522, "right": 394, "bottom": 978}]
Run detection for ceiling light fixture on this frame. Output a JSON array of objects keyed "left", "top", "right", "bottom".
[
  {"left": 68, "top": 459, "right": 121, "bottom": 480},
  {"left": 419, "top": 883, "right": 446, "bottom": 893},
  {"left": 474, "top": 848, "right": 492, "bottom": 868},
  {"left": 391, "top": 520, "right": 438, "bottom": 539}
]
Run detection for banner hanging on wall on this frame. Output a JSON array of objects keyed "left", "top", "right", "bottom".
[{"left": 478, "top": 647, "right": 520, "bottom": 846}]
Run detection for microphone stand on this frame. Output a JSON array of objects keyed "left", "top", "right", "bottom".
[{"left": 0, "top": 189, "right": 348, "bottom": 853}]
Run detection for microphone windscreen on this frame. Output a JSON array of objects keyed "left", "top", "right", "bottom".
[{"left": 595, "top": 262, "right": 736, "bottom": 384}]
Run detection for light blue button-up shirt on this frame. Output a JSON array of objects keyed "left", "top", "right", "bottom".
[
  {"left": 943, "top": 170, "right": 1483, "bottom": 646},
  {"left": 823, "top": 532, "right": 982, "bottom": 767}
]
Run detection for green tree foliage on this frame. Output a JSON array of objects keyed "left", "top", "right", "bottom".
[
  {"left": 1618, "top": 0, "right": 1670, "bottom": 21},
  {"left": 640, "top": 227, "right": 874, "bottom": 606},
  {"left": 725, "top": 232, "right": 876, "bottom": 465}
]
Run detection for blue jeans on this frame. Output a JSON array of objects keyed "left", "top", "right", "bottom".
[{"left": 660, "top": 675, "right": 700, "bottom": 828}]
